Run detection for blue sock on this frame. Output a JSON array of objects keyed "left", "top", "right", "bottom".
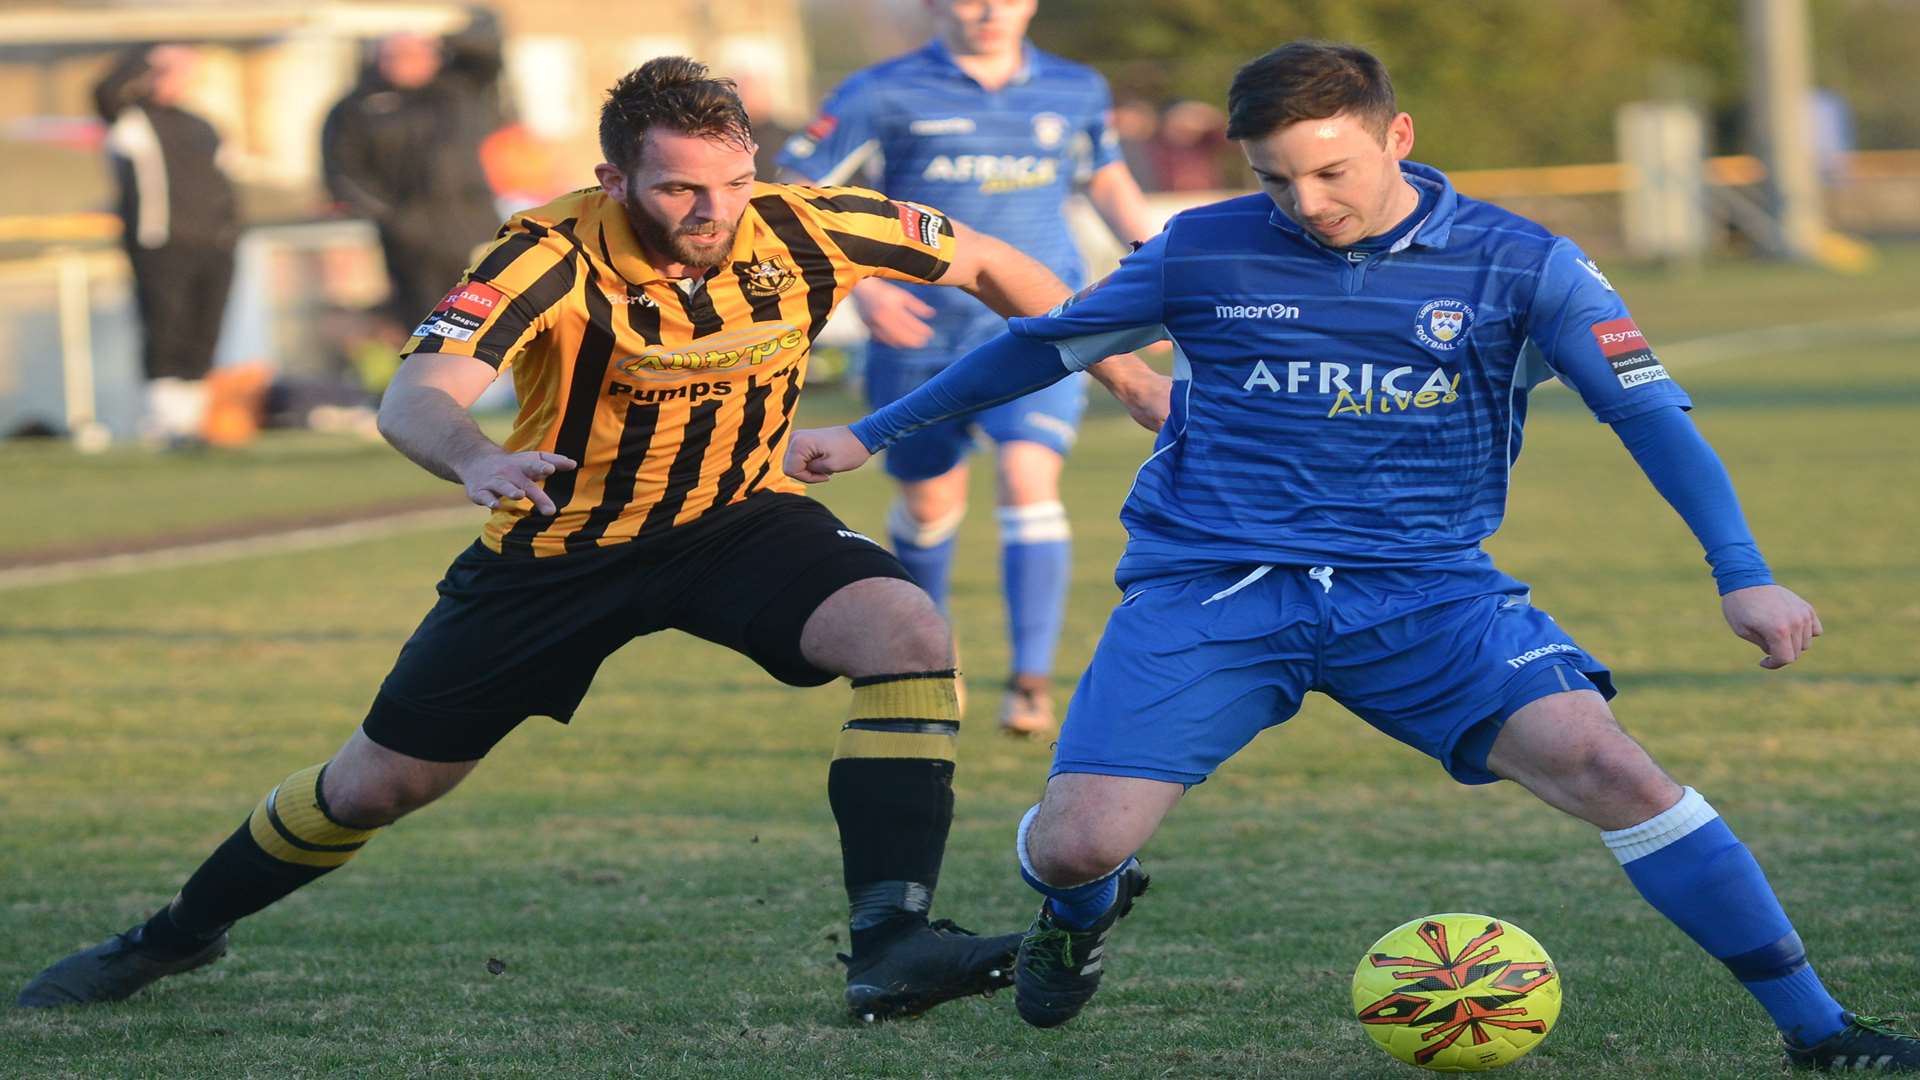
[
  {"left": 1605, "top": 788, "right": 1848, "bottom": 1046},
  {"left": 887, "top": 500, "right": 964, "bottom": 610},
  {"left": 998, "top": 502, "right": 1071, "bottom": 677},
  {"left": 1016, "top": 805, "right": 1126, "bottom": 930}
]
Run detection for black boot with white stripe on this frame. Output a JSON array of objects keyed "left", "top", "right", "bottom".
[
  {"left": 1786, "top": 1013, "right": 1920, "bottom": 1072},
  {"left": 1013, "top": 860, "right": 1151, "bottom": 1028}
]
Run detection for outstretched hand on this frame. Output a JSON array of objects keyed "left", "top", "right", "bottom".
[
  {"left": 457, "top": 450, "right": 576, "bottom": 515},
  {"left": 1720, "top": 584, "right": 1823, "bottom": 669},
  {"left": 784, "top": 426, "right": 873, "bottom": 484}
]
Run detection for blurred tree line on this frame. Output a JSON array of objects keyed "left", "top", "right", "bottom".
[{"left": 1028, "top": 0, "right": 1920, "bottom": 170}]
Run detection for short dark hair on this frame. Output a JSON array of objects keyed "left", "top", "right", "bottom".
[
  {"left": 1225, "top": 41, "right": 1396, "bottom": 142},
  {"left": 599, "top": 56, "right": 753, "bottom": 172}
]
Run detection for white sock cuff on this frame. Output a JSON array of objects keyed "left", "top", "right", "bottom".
[
  {"left": 997, "top": 501, "right": 1070, "bottom": 544},
  {"left": 1601, "top": 786, "right": 1720, "bottom": 864},
  {"left": 887, "top": 500, "right": 965, "bottom": 548},
  {"left": 1016, "top": 803, "right": 1044, "bottom": 883}
]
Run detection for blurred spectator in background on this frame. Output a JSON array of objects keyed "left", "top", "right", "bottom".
[
  {"left": 93, "top": 44, "right": 239, "bottom": 446},
  {"left": 322, "top": 20, "right": 503, "bottom": 334},
  {"left": 1150, "top": 100, "right": 1232, "bottom": 191},
  {"left": 1110, "top": 97, "right": 1162, "bottom": 191},
  {"left": 735, "top": 71, "right": 797, "bottom": 181}
]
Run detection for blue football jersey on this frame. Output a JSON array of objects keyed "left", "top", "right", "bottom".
[
  {"left": 777, "top": 39, "right": 1122, "bottom": 363},
  {"left": 1008, "top": 162, "right": 1692, "bottom": 586}
]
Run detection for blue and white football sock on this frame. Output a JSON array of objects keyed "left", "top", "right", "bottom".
[
  {"left": 1604, "top": 787, "right": 1847, "bottom": 1045},
  {"left": 1017, "top": 804, "right": 1124, "bottom": 929},
  {"left": 887, "top": 499, "right": 965, "bottom": 611},
  {"left": 998, "top": 501, "right": 1072, "bottom": 679}
]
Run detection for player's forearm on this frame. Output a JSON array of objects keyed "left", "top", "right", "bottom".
[
  {"left": 1084, "top": 352, "right": 1159, "bottom": 398},
  {"left": 377, "top": 383, "right": 504, "bottom": 485},
  {"left": 1611, "top": 406, "right": 1772, "bottom": 594},
  {"left": 961, "top": 237, "right": 1071, "bottom": 319},
  {"left": 1086, "top": 164, "right": 1159, "bottom": 245},
  {"left": 850, "top": 331, "right": 1073, "bottom": 452}
]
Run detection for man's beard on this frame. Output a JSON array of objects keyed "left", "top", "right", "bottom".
[{"left": 626, "top": 193, "right": 738, "bottom": 271}]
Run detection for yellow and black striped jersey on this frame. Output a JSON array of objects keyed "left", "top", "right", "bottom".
[{"left": 401, "top": 181, "right": 958, "bottom": 557}]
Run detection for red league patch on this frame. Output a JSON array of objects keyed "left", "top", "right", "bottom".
[
  {"left": 415, "top": 281, "right": 506, "bottom": 341},
  {"left": 804, "top": 114, "right": 837, "bottom": 140},
  {"left": 897, "top": 204, "right": 926, "bottom": 241},
  {"left": 1590, "top": 317, "right": 1647, "bottom": 357},
  {"left": 896, "top": 203, "right": 945, "bottom": 247},
  {"left": 442, "top": 282, "right": 505, "bottom": 319}
]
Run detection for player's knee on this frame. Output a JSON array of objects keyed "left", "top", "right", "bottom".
[
  {"left": 1027, "top": 805, "right": 1138, "bottom": 885},
  {"left": 887, "top": 498, "right": 965, "bottom": 548},
  {"left": 323, "top": 767, "right": 454, "bottom": 827},
  {"left": 888, "top": 605, "right": 953, "bottom": 671},
  {"left": 1030, "top": 830, "right": 1133, "bottom": 887},
  {"left": 1555, "top": 737, "right": 1675, "bottom": 823}
]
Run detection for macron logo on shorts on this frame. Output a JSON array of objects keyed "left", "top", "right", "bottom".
[{"left": 1505, "top": 642, "right": 1579, "bottom": 670}]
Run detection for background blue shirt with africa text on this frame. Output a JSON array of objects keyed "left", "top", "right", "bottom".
[{"left": 777, "top": 38, "right": 1122, "bottom": 368}]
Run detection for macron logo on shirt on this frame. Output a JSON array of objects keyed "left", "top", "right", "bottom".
[{"left": 1215, "top": 302, "right": 1302, "bottom": 320}]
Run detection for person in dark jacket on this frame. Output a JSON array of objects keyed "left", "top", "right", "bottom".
[
  {"left": 94, "top": 44, "right": 239, "bottom": 444},
  {"left": 321, "top": 29, "right": 503, "bottom": 331}
]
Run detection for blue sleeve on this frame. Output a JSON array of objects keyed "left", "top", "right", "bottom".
[
  {"left": 1526, "top": 240, "right": 1692, "bottom": 423},
  {"left": 1077, "top": 76, "right": 1123, "bottom": 180},
  {"left": 849, "top": 232, "right": 1172, "bottom": 452},
  {"left": 775, "top": 73, "right": 885, "bottom": 185},
  {"left": 1612, "top": 406, "right": 1774, "bottom": 595},
  {"left": 1005, "top": 230, "right": 1169, "bottom": 363},
  {"left": 849, "top": 332, "right": 1076, "bottom": 452}
]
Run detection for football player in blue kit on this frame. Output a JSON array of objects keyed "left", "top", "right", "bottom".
[
  {"left": 784, "top": 40, "right": 1920, "bottom": 1072},
  {"left": 777, "top": 0, "right": 1165, "bottom": 736}
]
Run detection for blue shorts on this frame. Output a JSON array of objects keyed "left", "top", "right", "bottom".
[
  {"left": 866, "top": 357, "right": 1087, "bottom": 482},
  {"left": 1054, "top": 563, "right": 1617, "bottom": 787}
]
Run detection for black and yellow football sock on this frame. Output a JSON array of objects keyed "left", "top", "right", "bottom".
[
  {"left": 829, "top": 670, "right": 960, "bottom": 953},
  {"left": 143, "top": 763, "right": 379, "bottom": 953}
]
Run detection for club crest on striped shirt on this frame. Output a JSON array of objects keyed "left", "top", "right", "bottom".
[{"left": 738, "top": 255, "right": 797, "bottom": 297}]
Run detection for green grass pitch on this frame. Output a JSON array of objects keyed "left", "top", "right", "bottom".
[{"left": 3, "top": 250, "right": 1917, "bottom": 1077}]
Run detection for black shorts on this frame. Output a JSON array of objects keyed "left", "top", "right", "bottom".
[{"left": 362, "top": 493, "right": 913, "bottom": 762}]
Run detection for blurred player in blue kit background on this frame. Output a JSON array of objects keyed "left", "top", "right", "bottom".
[{"left": 778, "top": 0, "right": 1164, "bottom": 736}]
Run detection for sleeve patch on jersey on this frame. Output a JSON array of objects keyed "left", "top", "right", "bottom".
[
  {"left": 1590, "top": 317, "right": 1668, "bottom": 387},
  {"left": 414, "top": 281, "right": 506, "bottom": 341},
  {"left": 897, "top": 202, "right": 945, "bottom": 248},
  {"left": 805, "top": 114, "right": 838, "bottom": 140}
]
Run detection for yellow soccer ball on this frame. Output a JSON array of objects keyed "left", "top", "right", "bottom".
[{"left": 1352, "top": 913, "right": 1562, "bottom": 1072}]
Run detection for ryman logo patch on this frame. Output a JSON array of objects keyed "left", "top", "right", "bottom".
[
  {"left": 414, "top": 281, "right": 505, "bottom": 342},
  {"left": 1590, "top": 316, "right": 1671, "bottom": 388},
  {"left": 896, "top": 202, "right": 946, "bottom": 248}
]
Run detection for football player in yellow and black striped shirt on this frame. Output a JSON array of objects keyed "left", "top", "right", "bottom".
[{"left": 17, "top": 57, "right": 1169, "bottom": 1019}]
